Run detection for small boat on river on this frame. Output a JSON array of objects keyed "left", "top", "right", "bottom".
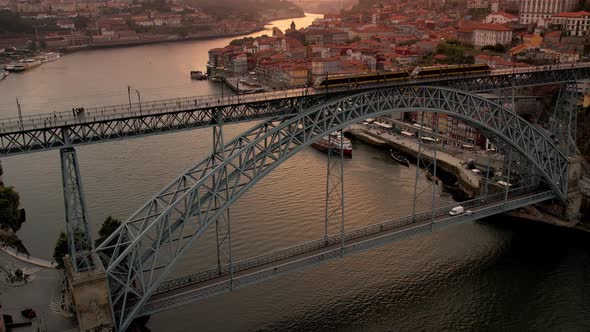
[
  {"left": 312, "top": 132, "right": 353, "bottom": 156},
  {"left": 190, "top": 70, "right": 207, "bottom": 80},
  {"left": 390, "top": 149, "right": 409, "bottom": 167}
]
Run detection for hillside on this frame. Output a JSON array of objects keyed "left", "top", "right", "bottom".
[{"left": 186, "top": 0, "right": 304, "bottom": 21}]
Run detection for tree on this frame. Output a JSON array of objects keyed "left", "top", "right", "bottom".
[
  {"left": 53, "top": 231, "right": 68, "bottom": 269},
  {"left": 0, "top": 186, "right": 23, "bottom": 232},
  {"left": 73, "top": 16, "right": 89, "bottom": 30},
  {"left": 494, "top": 43, "right": 506, "bottom": 53},
  {"left": 481, "top": 45, "right": 496, "bottom": 52},
  {"left": 53, "top": 216, "right": 122, "bottom": 270},
  {"left": 95, "top": 216, "right": 121, "bottom": 247},
  {"left": 0, "top": 10, "right": 34, "bottom": 34}
]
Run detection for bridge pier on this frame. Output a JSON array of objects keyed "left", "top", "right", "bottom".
[
  {"left": 64, "top": 255, "right": 113, "bottom": 331},
  {"left": 541, "top": 155, "right": 583, "bottom": 223},
  {"left": 60, "top": 146, "right": 94, "bottom": 272},
  {"left": 212, "top": 109, "right": 234, "bottom": 284},
  {"left": 60, "top": 145, "right": 114, "bottom": 330},
  {"left": 325, "top": 128, "right": 344, "bottom": 247}
]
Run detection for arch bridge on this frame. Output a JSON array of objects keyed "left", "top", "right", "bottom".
[{"left": 94, "top": 85, "right": 573, "bottom": 330}]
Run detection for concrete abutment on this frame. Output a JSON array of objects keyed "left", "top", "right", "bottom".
[{"left": 64, "top": 255, "right": 113, "bottom": 332}]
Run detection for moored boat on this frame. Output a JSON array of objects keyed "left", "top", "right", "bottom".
[
  {"left": 5, "top": 63, "right": 25, "bottom": 72},
  {"left": 311, "top": 132, "right": 352, "bottom": 156},
  {"left": 190, "top": 70, "right": 207, "bottom": 80},
  {"left": 389, "top": 149, "right": 409, "bottom": 167},
  {"left": 37, "top": 52, "right": 61, "bottom": 63},
  {"left": 0, "top": 70, "right": 8, "bottom": 80},
  {"left": 22, "top": 58, "right": 41, "bottom": 69}
]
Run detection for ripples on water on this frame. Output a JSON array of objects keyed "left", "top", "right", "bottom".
[{"left": 149, "top": 217, "right": 590, "bottom": 332}]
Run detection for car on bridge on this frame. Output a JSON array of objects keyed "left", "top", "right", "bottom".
[{"left": 449, "top": 206, "right": 465, "bottom": 216}]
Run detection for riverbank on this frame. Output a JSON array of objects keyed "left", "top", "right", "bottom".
[
  {"left": 348, "top": 125, "right": 482, "bottom": 196},
  {"left": 63, "top": 13, "right": 307, "bottom": 53},
  {"left": 75, "top": 26, "right": 268, "bottom": 52}
]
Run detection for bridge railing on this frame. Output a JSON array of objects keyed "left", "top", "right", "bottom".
[
  {"left": 154, "top": 184, "right": 543, "bottom": 294},
  {"left": 2, "top": 62, "right": 590, "bottom": 132}
]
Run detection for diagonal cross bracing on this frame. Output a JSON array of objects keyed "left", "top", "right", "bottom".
[
  {"left": 95, "top": 86, "right": 569, "bottom": 331},
  {"left": 1, "top": 65, "right": 590, "bottom": 156}
]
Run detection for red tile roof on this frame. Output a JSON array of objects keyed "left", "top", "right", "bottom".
[
  {"left": 473, "top": 23, "right": 512, "bottom": 31},
  {"left": 553, "top": 11, "right": 590, "bottom": 18}
]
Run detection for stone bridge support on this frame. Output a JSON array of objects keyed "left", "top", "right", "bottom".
[{"left": 64, "top": 255, "right": 113, "bottom": 332}]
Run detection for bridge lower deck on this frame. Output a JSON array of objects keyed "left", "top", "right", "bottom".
[{"left": 137, "top": 189, "right": 554, "bottom": 316}]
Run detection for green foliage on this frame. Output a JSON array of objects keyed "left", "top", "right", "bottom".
[
  {"left": 0, "top": 10, "right": 34, "bottom": 34},
  {"left": 481, "top": 43, "right": 507, "bottom": 53},
  {"left": 95, "top": 216, "right": 121, "bottom": 248},
  {"left": 481, "top": 45, "right": 495, "bottom": 52},
  {"left": 445, "top": 39, "right": 460, "bottom": 46},
  {"left": 230, "top": 36, "right": 256, "bottom": 46},
  {"left": 435, "top": 40, "right": 475, "bottom": 64},
  {"left": 494, "top": 43, "right": 506, "bottom": 53},
  {"left": 53, "top": 231, "right": 68, "bottom": 269},
  {"left": 53, "top": 216, "right": 122, "bottom": 270},
  {"left": 0, "top": 186, "right": 22, "bottom": 232},
  {"left": 73, "top": 16, "right": 89, "bottom": 30}
]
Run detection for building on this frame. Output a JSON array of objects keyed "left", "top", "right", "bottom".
[
  {"left": 484, "top": 12, "right": 518, "bottom": 24},
  {"left": 311, "top": 57, "right": 342, "bottom": 77},
  {"left": 467, "top": 0, "right": 489, "bottom": 9},
  {"left": 472, "top": 23, "right": 513, "bottom": 48},
  {"left": 550, "top": 11, "right": 590, "bottom": 36},
  {"left": 519, "top": 0, "right": 578, "bottom": 26},
  {"left": 231, "top": 53, "right": 248, "bottom": 75}
]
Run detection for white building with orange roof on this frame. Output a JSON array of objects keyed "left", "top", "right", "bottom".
[
  {"left": 484, "top": 12, "right": 518, "bottom": 24},
  {"left": 472, "top": 23, "right": 513, "bottom": 48},
  {"left": 550, "top": 11, "right": 590, "bottom": 36},
  {"left": 519, "top": 0, "right": 578, "bottom": 26}
]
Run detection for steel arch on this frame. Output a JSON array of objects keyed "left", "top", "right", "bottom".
[{"left": 96, "top": 86, "right": 569, "bottom": 330}]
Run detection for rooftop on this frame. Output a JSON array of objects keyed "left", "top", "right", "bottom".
[
  {"left": 473, "top": 23, "right": 512, "bottom": 31},
  {"left": 553, "top": 11, "right": 590, "bottom": 18}
]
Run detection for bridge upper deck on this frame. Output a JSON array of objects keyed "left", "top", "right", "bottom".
[{"left": 0, "top": 62, "right": 589, "bottom": 156}]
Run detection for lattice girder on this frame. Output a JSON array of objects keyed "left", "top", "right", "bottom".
[{"left": 95, "top": 86, "right": 569, "bottom": 331}]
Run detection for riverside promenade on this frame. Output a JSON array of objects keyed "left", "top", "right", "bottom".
[
  {"left": 349, "top": 124, "right": 492, "bottom": 196},
  {"left": 0, "top": 245, "right": 56, "bottom": 269},
  {"left": 0, "top": 249, "right": 77, "bottom": 332}
]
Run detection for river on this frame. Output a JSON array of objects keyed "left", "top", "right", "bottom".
[{"left": 0, "top": 13, "right": 589, "bottom": 332}]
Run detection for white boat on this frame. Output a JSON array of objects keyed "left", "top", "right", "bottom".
[
  {"left": 0, "top": 70, "right": 7, "bottom": 80},
  {"left": 311, "top": 132, "right": 352, "bottom": 156},
  {"left": 42, "top": 52, "right": 60, "bottom": 62},
  {"left": 5, "top": 63, "right": 25, "bottom": 72}
]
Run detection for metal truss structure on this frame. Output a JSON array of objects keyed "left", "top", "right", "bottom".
[
  {"left": 60, "top": 147, "right": 94, "bottom": 272},
  {"left": 411, "top": 112, "right": 440, "bottom": 222},
  {"left": 324, "top": 130, "right": 345, "bottom": 246},
  {"left": 1, "top": 65, "right": 589, "bottom": 156},
  {"left": 94, "top": 86, "right": 569, "bottom": 330},
  {"left": 551, "top": 82, "right": 578, "bottom": 156},
  {"left": 211, "top": 110, "right": 233, "bottom": 282}
]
